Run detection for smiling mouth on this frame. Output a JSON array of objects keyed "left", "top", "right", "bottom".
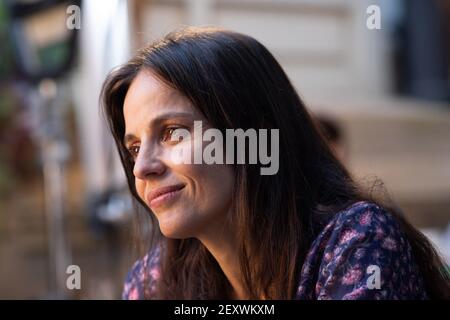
[{"left": 146, "top": 184, "right": 185, "bottom": 209}]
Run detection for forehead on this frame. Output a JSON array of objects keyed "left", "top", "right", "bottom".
[{"left": 123, "top": 70, "right": 190, "bottom": 119}]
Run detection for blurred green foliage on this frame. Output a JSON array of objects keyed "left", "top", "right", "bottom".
[{"left": 0, "top": 1, "right": 14, "bottom": 81}]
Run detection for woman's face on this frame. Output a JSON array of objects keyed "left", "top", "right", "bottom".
[{"left": 123, "top": 70, "right": 234, "bottom": 239}]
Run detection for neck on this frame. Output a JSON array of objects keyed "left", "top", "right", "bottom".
[{"left": 197, "top": 217, "right": 249, "bottom": 300}]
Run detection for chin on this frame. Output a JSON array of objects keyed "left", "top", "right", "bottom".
[{"left": 158, "top": 219, "right": 195, "bottom": 239}]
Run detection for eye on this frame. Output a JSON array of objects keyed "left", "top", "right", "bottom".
[
  {"left": 127, "top": 145, "right": 140, "bottom": 159},
  {"left": 161, "top": 126, "right": 187, "bottom": 143}
]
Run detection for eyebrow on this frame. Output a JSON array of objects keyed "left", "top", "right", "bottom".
[{"left": 123, "top": 111, "right": 195, "bottom": 146}]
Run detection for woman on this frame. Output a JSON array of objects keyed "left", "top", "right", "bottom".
[{"left": 101, "top": 27, "right": 449, "bottom": 300}]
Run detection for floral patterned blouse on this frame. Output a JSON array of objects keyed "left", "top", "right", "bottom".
[{"left": 122, "top": 201, "right": 428, "bottom": 300}]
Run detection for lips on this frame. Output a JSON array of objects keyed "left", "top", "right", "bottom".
[{"left": 146, "top": 184, "right": 185, "bottom": 209}]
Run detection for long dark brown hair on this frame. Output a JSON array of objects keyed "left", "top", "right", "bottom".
[{"left": 101, "top": 27, "right": 449, "bottom": 299}]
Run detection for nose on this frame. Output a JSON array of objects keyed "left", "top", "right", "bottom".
[{"left": 132, "top": 144, "right": 166, "bottom": 179}]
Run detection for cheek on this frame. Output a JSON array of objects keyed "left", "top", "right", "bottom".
[
  {"left": 183, "top": 163, "right": 234, "bottom": 211},
  {"left": 135, "top": 179, "right": 146, "bottom": 201},
  {"left": 167, "top": 140, "right": 233, "bottom": 194}
]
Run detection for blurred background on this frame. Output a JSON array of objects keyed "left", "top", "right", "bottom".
[{"left": 0, "top": 0, "right": 449, "bottom": 299}]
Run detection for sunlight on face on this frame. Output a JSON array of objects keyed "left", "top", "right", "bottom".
[{"left": 123, "top": 70, "right": 234, "bottom": 239}]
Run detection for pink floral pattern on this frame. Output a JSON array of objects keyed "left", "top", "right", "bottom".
[
  {"left": 296, "top": 201, "right": 427, "bottom": 300},
  {"left": 122, "top": 246, "right": 161, "bottom": 300},
  {"left": 123, "top": 201, "right": 428, "bottom": 300}
]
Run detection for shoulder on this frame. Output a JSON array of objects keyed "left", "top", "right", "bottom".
[
  {"left": 313, "top": 201, "right": 404, "bottom": 247},
  {"left": 122, "top": 246, "right": 162, "bottom": 300},
  {"left": 307, "top": 201, "right": 401, "bottom": 256},
  {"left": 297, "top": 201, "right": 428, "bottom": 300}
]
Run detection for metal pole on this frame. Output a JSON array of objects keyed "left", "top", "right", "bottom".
[{"left": 38, "top": 79, "right": 70, "bottom": 298}]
